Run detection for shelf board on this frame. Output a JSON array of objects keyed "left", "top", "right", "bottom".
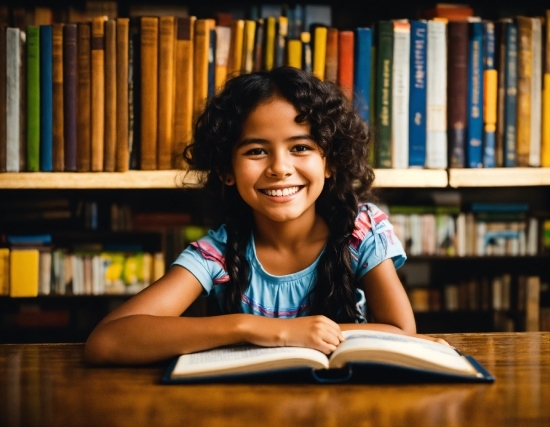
[
  {"left": 449, "top": 168, "right": 550, "bottom": 188},
  {"left": 0, "top": 169, "right": 449, "bottom": 189},
  {"left": 372, "top": 169, "right": 448, "bottom": 188}
]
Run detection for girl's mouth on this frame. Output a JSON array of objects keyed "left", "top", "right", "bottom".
[{"left": 259, "top": 186, "right": 302, "bottom": 197}]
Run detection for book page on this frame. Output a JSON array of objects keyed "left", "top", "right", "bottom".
[
  {"left": 329, "top": 330, "right": 478, "bottom": 376},
  {"left": 172, "top": 345, "right": 329, "bottom": 378}
]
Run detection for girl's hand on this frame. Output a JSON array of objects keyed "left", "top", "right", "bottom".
[{"left": 414, "top": 333, "right": 452, "bottom": 347}]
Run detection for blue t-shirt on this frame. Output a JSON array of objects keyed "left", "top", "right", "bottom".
[{"left": 172, "top": 203, "right": 406, "bottom": 322}]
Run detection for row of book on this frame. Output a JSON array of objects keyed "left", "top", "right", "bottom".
[
  {"left": 0, "top": 245, "right": 165, "bottom": 297},
  {"left": 387, "top": 202, "right": 547, "bottom": 257},
  {"left": 1, "top": 4, "right": 550, "bottom": 172}
]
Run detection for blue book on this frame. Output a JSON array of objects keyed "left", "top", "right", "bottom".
[
  {"left": 482, "top": 21, "right": 496, "bottom": 168},
  {"left": 408, "top": 20, "right": 427, "bottom": 167},
  {"left": 39, "top": 25, "right": 53, "bottom": 172},
  {"left": 471, "top": 203, "right": 529, "bottom": 213},
  {"left": 207, "top": 27, "right": 216, "bottom": 100},
  {"left": 353, "top": 27, "right": 372, "bottom": 126},
  {"left": 503, "top": 21, "right": 518, "bottom": 167},
  {"left": 7, "top": 234, "right": 53, "bottom": 245},
  {"left": 467, "top": 21, "right": 483, "bottom": 168}
]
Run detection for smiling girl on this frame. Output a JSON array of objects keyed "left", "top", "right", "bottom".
[{"left": 84, "top": 66, "right": 445, "bottom": 365}]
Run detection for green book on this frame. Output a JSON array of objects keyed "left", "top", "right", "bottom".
[
  {"left": 374, "top": 21, "right": 393, "bottom": 169},
  {"left": 26, "top": 26, "right": 40, "bottom": 171}
]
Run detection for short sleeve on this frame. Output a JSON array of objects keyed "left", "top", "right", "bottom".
[
  {"left": 350, "top": 204, "right": 407, "bottom": 279},
  {"left": 171, "top": 226, "right": 229, "bottom": 295}
]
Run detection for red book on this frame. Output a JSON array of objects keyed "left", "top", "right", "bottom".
[{"left": 337, "top": 31, "right": 354, "bottom": 101}]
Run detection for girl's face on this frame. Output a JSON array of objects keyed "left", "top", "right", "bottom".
[{"left": 228, "top": 98, "right": 331, "bottom": 225}]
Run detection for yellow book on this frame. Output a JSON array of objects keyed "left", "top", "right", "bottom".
[
  {"left": 157, "top": 16, "right": 176, "bottom": 170},
  {"left": 227, "top": 19, "right": 244, "bottom": 78},
  {"left": 91, "top": 16, "right": 106, "bottom": 172},
  {"left": 516, "top": 16, "right": 532, "bottom": 167},
  {"left": 0, "top": 248, "right": 9, "bottom": 296},
  {"left": 115, "top": 17, "right": 130, "bottom": 171},
  {"left": 193, "top": 19, "right": 215, "bottom": 119},
  {"left": 174, "top": 16, "right": 195, "bottom": 168},
  {"left": 241, "top": 20, "right": 256, "bottom": 74},
  {"left": 312, "top": 25, "right": 327, "bottom": 80},
  {"left": 9, "top": 249, "right": 39, "bottom": 297},
  {"left": 287, "top": 39, "right": 302, "bottom": 69},
  {"left": 542, "top": 9, "right": 550, "bottom": 167},
  {"left": 264, "top": 16, "right": 276, "bottom": 71}
]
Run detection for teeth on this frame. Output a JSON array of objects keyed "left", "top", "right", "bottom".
[{"left": 264, "top": 187, "right": 299, "bottom": 197}]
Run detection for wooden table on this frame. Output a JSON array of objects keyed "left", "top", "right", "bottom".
[{"left": 1, "top": 332, "right": 549, "bottom": 427}]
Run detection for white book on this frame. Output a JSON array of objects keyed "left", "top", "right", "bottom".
[
  {"left": 529, "top": 17, "right": 542, "bottom": 166},
  {"left": 391, "top": 21, "right": 410, "bottom": 169},
  {"left": 38, "top": 250, "right": 52, "bottom": 295},
  {"left": 6, "top": 27, "right": 21, "bottom": 172},
  {"left": 426, "top": 20, "right": 447, "bottom": 169},
  {"left": 456, "top": 212, "right": 466, "bottom": 257}
]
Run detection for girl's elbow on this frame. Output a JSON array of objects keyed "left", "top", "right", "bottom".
[{"left": 84, "top": 329, "right": 118, "bottom": 365}]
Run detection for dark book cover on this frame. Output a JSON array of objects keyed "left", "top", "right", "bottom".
[
  {"left": 39, "top": 24, "right": 53, "bottom": 172},
  {"left": 62, "top": 24, "right": 77, "bottom": 172},
  {"left": 467, "top": 21, "right": 484, "bottom": 168}
]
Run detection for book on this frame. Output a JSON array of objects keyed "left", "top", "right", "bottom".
[
  {"left": 173, "top": 16, "right": 195, "bottom": 169},
  {"left": 482, "top": 20, "right": 497, "bottom": 168},
  {"left": 516, "top": 16, "right": 532, "bottom": 167},
  {"left": 62, "top": 23, "right": 77, "bottom": 172},
  {"left": 425, "top": 19, "right": 448, "bottom": 169},
  {"left": 286, "top": 38, "right": 302, "bottom": 69},
  {"left": 26, "top": 25, "right": 40, "bottom": 172},
  {"left": 391, "top": 20, "right": 410, "bottom": 169},
  {"left": 162, "top": 330, "right": 494, "bottom": 384},
  {"left": 115, "top": 17, "right": 129, "bottom": 172},
  {"left": 312, "top": 24, "right": 327, "bottom": 80},
  {"left": 76, "top": 22, "right": 91, "bottom": 172},
  {"left": 90, "top": 16, "right": 106, "bottom": 172},
  {"left": 0, "top": 24, "right": 6, "bottom": 173},
  {"left": 500, "top": 19, "right": 518, "bottom": 167},
  {"left": 542, "top": 9, "right": 550, "bottom": 167},
  {"left": 466, "top": 20, "right": 483, "bottom": 168},
  {"left": 214, "top": 22, "right": 230, "bottom": 87},
  {"left": 300, "top": 31, "right": 312, "bottom": 72},
  {"left": 529, "top": 17, "right": 542, "bottom": 167},
  {"left": 9, "top": 248, "right": 39, "bottom": 297},
  {"left": 103, "top": 19, "right": 117, "bottom": 172},
  {"left": 324, "top": 27, "right": 338, "bottom": 83},
  {"left": 0, "top": 247, "right": 8, "bottom": 296},
  {"left": 39, "top": 24, "right": 53, "bottom": 172},
  {"left": 263, "top": 16, "right": 276, "bottom": 71},
  {"left": 193, "top": 19, "right": 213, "bottom": 121},
  {"left": 140, "top": 16, "right": 159, "bottom": 171},
  {"left": 408, "top": 20, "right": 427, "bottom": 167},
  {"left": 253, "top": 18, "right": 264, "bottom": 72},
  {"left": 354, "top": 27, "right": 372, "bottom": 126},
  {"left": 337, "top": 30, "right": 354, "bottom": 101},
  {"left": 446, "top": 21, "right": 468, "bottom": 168},
  {"left": 275, "top": 16, "right": 288, "bottom": 68},
  {"left": 6, "top": 27, "right": 21, "bottom": 172},
  {"left": 52, "top": 23, "right": 64, "bottom": 172},
  {"left": 241, "top": 20, "right": 256, "bottom": 74},
  {"left": 157, "top": 16, "right": 176, "bottom": 170}
]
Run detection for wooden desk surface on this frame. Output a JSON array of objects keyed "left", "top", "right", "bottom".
[{"left": 1, "top": 332, "right": 549, "bottom": 427}]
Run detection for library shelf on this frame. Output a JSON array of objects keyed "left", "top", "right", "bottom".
[
  {"left": 449, "top": 168, "right": 550, "bottom": 188},
  {"left": 372, "top": 168, "right": 447, "bottom": 188}
]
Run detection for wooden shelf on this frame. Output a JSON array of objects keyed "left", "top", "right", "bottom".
[
  {"left": 372, "top": 169, "right": 448, "bottom": 188},
  {"left": 449, "top": 168, "right": 550, "bottom": 188}
]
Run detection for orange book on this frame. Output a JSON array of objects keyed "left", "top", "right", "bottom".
[
  {"left": 140, "top": 16, "right": 159, "bottom": 170},
  {"left": 91, "top": 16, "right": 106, "bottom": 172},
  {"left": 157, "top": 16, "right": 176, "bottom": 170},
  {"left": 174, "top": 16, "right": 195, "bottom": 168},
  {"left": 516, "top": 16, "right": 532, "bottom": 167},
  {"left": 337, "top": 31, "right": 354, "bottom": 101},
  {"left": 76, "top": 22, "right": 91, "bottom": 172},
  {"left": 115, "top": 17, "right": 130, "bottom": 172},
  {"left": 52, "top": 23, "right": 64, "bottom": 171},
  {"left": 541, "top": 9, "right": 550, "bottom": 167},
  {"left": 103, "top": 19, "right": 117, "bottom": 172},
  {"left": 424, "top": 3, "right": 474, "bottom": 21},
  {"left": 325, "top": 27, "right": 339, "bottom": 83},
  {"left": 227, "top": 19, "right": 244, "bottom": 78},
  {"left": 193, "top": 19, "right": 215, "bottom": 119}
]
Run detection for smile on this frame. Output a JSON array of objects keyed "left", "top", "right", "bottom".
[{"left": 259, "top": 186, "right": 302, "bottom": 197}]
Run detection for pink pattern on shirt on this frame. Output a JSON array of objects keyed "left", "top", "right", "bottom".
[
  {"left": 190, "top": 241, "right": 226, "bottom": 270},
  {"left": 350, "top": 205, "right": 388, "bottom": 250}
]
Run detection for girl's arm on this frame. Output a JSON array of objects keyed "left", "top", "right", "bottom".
[{"left": 84, "top": 266, "right": 344, "bottom": 365}]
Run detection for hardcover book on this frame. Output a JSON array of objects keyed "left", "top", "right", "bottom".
[
  {"left": 63, "top": 23, "right": 77, "bottom": 171},
  {"left": 467, "top": 20, "right": 484, "bottom": 168},
  {"left": 52, "top": 23, "right": 64, "bottom": 172},
  {"left": 39, "top": 24, "right": 53, "bottom": 172},
  {"left": 163, "top": 330, "right": 495, "bottom": 384},
  {"left": 482, "top": 20, "right": 497, "bottom": 168},
  {"left": 353, "top": 27, "right": 372, "bottom": 126}
]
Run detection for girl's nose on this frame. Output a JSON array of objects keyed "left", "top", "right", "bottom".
[{"left": 266, "top": 152, "right": 293, "bottom": 178}]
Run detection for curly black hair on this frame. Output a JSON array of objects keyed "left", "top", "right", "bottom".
[{"left": 183, "top": 66, "right": 376, "bottom": 322}]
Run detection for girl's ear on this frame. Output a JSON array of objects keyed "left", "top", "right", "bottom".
[
  {"left": 224, "top": 174, "right": 236, "bottom": 186},
  {"left": 324, "top": 165, "right": 333, "bottom": 179}
]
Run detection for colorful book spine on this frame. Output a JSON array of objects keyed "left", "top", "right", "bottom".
[
  {"left": 39, "top": 25, "right": 53, "bottom": 172},
  {"left": 275, "top": 16, "right": 289, "bottom": 68},
  {"left": 90, "top": 16, "right": 105, "bottom": 172},
  {"left": 482, "top": 21, "right": 497, "bottom": 168},
  {"left": 301, "top": 31, "right": 312, "bottom": 72},
  {"left": 241, "top": 20, "right": 256, "bottom": 74},
  {"left": 214, "top": 24, "right": 230, "bottom": 88},
  {"left": 325, "top": 27, "right": 338, "bottom": 84},
  {"left": 312, "top": 25, "right": 327, "bottom": 80},
  {"left": 503, "top": 21, "right": 518, "bottom": 167},
  {"left": 408, "top": 20, "right": 427, "bottom": 167},
  {"left": 375, "top": 21, "right": 393, "bottom": 168},
  {"left": 516, "top": 16, "right": 532, "bottom": 167},
  {"left": 391, "top": 21, "right": 410, "bottom": 169},
  {"left": 353, "top": 27, "right": 372, "bottom": 126},
  {"left": 287, "top": 38, "right": 302, "bottom": 69},
  {"left": 337, "top": 30, "right": 354, "bottom": 101},
  {"left": 467, "top": 21, "right": 484, "bottom": 168},
  {"left": 26, "top": 26, "right": 41, "bottom": 172},
  {"left": 63, "top": 23, "right": 77, "bottom": 171},
  {"left": 264, "top": 16, "right": 276, "bottom": 71}
]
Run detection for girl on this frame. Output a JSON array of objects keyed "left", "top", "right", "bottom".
[{"left": 85, "top": 66, "right": 444, "bottom": 365}]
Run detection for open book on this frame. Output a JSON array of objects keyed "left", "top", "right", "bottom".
[{"left": 162, "top": 330, "right": 495, "bottom": 384}]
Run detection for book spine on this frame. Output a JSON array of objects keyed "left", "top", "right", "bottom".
[
  {"left": 391, "top": 21, "right": 410, "bottom": 169},
  {"left": 103, "top": 19, "right": 117, "bottom": 172},
  {"left": 128, "top": 17, "right": 140, "bottom": 170},
  {"left": 529, "top": 17, "right": 542, "bottom": 167},
  {"left": 300, "top": 31, "right": 312, "bottom": 72},
  {"left": 52, "top": 23, "right": 64, "bottom": 172},
  {"left": 193, "top": 19, "right": 210, "bottom": 121},
  {"left": 353, "top": 27, "right": 372, "bottom": 126},
  {"left": 207, "top": 26, "right": 216, "bottom": 100},
  {"left": 286, "top": 39, "right": 302, "bottom": 69},
  {"left": 264, "top": 16, "right": 276, "bottom": 71},
  {"left": 482, "top": 21, "right": 497, "bottom": 168},
  {"left": 90, "top": 16, "right": 105, "bottom": 172},
  {"left": 62, "top": 24, "right": 77, "bottom": 172},
  {"left": 446, "top": 21, "right": 468, "bottom": 168},
  {"left": 18, "top": 28, "right": 26, "bottom": 172},
  {"left": 408, "top": 20, "right": 427, "bottom": 167},
  {"left": 76, "top": 22, "right": 91, "bottom": 172},
  {"left": 275, "top": 16, "right": 288, "bottom": 69},
  {"left": 241, "top": 20, "right": 256, "bottom": 74},
  {"left": 253, "top": 18, "right": 264, "bottom": 72},
  {"left": 337, "top": 30, "right": 354, "bottom": 101},
  {"left": 115, "top": 18, "right": 129, "bottom": 172},
  {"left": 425, "top": 20, "right": 447, "bottom": 169},
  {"left": 214, "top": 25, "right": 230, "bottom": 88},
  {"left": 140, "top": 16, "right": 158, "bottom": 171},
  {"left": 495, "top": 20, "right": 507, "bottom": 167},
  {"left": 504, "top": 21, "right": 518, "bottom": 167},
  {"left": 0, "top": 24, "right": 6, "bottom": 172},
  {"left": 39, "top": 25, "right": 53, "bottom": 172},
  {"left": 157, "top": 16, "right": 175, "bottom": 171},
  {"left": 467, "top": 21, "right": 483, "bottom": 168},
  {"left": 173, "top": 16, "right": 194, "bottom": 169},
  {"left": 543, "top": 10, "right": 550, "bottom": 167},
  {"left": 26, "top": 26, "right": 40, "bottom": 172},
  {"left": 375, "top": 21, "right": 393, "bottom": 168},
  {"left": 516, "top": 16, "right": 532, "bottom": 167},
  {"left": 6, "top": 27, "right": 21, "bottom": 172},
  {"left": 325, "top": 27, "right": 338, "bottom": 83},
  {"left": 312, "top": 25, "right": 327, "bottom": 80}
]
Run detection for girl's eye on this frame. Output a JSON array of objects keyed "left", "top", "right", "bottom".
[
  {"left": 291, "top": 144, "right": 313, "bottom": 153},
  {"left": 244, "top": 147, "right": 267, "bottom": 156}
]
